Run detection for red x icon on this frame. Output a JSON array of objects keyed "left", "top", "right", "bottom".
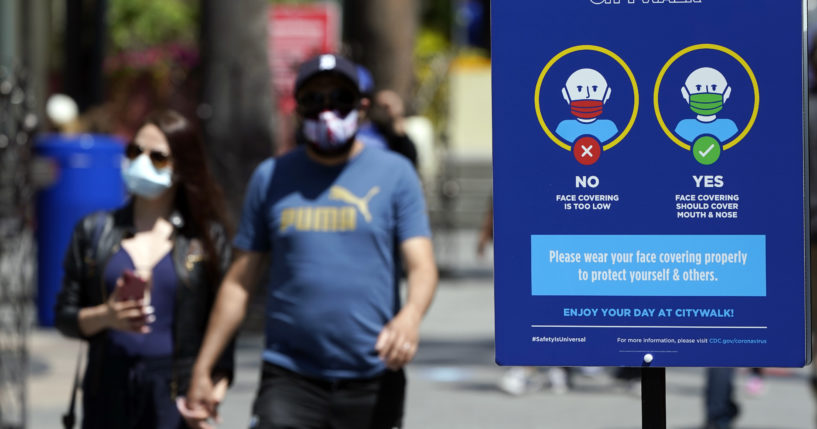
[{"left": 573, "top": 136, "right": 601, "bottom": 165}]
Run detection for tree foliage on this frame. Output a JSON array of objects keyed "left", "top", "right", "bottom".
[{"left": 108, "top": 0, "right": 198, "bottom": 53}]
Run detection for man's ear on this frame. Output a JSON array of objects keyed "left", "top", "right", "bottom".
[
  {"left": 562, "top": 88, "right": 570, "bottom": 104},
  {"left": 602, "top": 87, "right": 611, "bottom": 104},
  {"left": 681, "top": 86, "right": 690, "bottom": 104},
  {"left": 723, "top": 86, "right": 732, "bottom": 103}
]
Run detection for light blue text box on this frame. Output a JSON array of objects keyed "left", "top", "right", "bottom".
[{"left": 531, "top": 235, "right": 766, "bottom": 296}]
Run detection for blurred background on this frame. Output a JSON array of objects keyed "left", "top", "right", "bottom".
[
  {"left": 1, "top": 0, "right": 495, "bottom": 427},
  {"left": 2, "top": 1, "right": 817, "bottom": 428}
]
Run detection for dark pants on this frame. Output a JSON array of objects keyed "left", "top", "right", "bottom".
[
  {"left": 82, "top": 355, "right": 185, "bottom": 429},
  {"left": 250, "top": 362, "right": 405, "bottom": 429},
  {"left": 705, "top": 367, "right": 739, "bottom": 429}
]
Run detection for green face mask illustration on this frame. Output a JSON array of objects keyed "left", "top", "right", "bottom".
[{"left": 688, "top": 92, "right": 724, "bottom": 116}]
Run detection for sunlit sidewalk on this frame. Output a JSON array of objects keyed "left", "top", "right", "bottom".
[{"left": 27, "top": 276, "right": 816, "bottom": 429}]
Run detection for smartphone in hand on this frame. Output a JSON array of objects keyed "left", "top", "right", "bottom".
[{"left": 119, "top": 269, "right": 147, "bottom": 301}]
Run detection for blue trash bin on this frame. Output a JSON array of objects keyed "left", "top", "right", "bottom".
[{"left": 35, "top": 133, "right": 126, "bottom": 327}]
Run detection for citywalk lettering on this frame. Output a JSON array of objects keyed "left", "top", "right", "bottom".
[{"left": 563, "top": 307, "right": 735, "bottom": 318}]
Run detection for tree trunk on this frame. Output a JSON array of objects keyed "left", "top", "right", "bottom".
[
  {"left": 65, "top": 0, "right": 107, "bottom": 111},
  {"left": 343, "top": 0, "right": 418, "bottom": 106},
  {"left": 200, "top": 0, "right": 275, "bottom": 220}
]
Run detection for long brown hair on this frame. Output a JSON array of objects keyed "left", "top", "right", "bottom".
[{"left": 144, "top": 110, "right": 232, "bottom": 278}]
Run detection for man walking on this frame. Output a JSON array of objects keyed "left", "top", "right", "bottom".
[{"left": 182, "top": 54, "right": 438, "bottom": 429}]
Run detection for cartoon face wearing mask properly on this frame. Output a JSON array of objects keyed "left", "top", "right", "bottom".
[
  {"left": 121, "top": 144, "right": 173, "bottom": 199},
  {"left": 681, "top": 67, "right": 732, "bottom": 117},
  {"left": 674, "top": 67, "right": 738, "bottom": 146}
]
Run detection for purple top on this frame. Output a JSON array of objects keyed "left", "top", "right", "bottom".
[{"left": 104, "top": 247, "right": 177, "bottom": 357}]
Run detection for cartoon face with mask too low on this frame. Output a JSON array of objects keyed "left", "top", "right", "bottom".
[{"left": 555, "top": 68, "right": 619, "bottom": 164}]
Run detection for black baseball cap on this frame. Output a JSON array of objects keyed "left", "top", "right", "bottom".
[{"left": 294, "top": 54, "right": 360, "bottom": 96}]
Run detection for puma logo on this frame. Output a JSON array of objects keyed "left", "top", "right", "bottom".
[{"left": 329, "top": 186, "right": 380, "bottom": 222}]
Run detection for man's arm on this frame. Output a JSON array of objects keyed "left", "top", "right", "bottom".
[
  {"left": 182, "top": 250, "right": 266, "bottom": 426},
  {"left": 375, "top": 236, "right": 438, "bottom": 369}
]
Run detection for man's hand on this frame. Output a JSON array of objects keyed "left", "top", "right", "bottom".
[
  {"left": 375, "top": 236, "right": 437, "bottom": 370},
  {"left": 179, "top": 370, "right": 221, "bottom": 429},
  {"left": 375, "top": 306, "right": 422, "bottom": 370},
  {"left": 178, "top": 250, "right": 263, "bottom": 428}
]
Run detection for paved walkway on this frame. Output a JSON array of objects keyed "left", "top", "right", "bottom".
[{"left": 27, "top": 277, "right": 816, "bottom": 429}]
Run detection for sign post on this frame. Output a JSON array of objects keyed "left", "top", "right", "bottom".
[
  {"left": 642, "top": 367, "right": 666, "bottom": 428},
  {"left": 491, "top": 1, "right": 808, "bottom": 423}
]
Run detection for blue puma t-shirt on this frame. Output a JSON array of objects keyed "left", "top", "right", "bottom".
[{"left": 234, "top": 145, "right": 430, "bottom": 380}]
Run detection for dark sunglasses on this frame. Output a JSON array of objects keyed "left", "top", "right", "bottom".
[
  {"left": 297, "top": 89, "right": 358, "bottom": 117},
  {"left": 125, "top": 142, "right": 172, "bottom": 169}
]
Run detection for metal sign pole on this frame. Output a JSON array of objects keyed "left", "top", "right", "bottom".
[{"left": 641, "top": 367, "right": 666, "bottom": 429}]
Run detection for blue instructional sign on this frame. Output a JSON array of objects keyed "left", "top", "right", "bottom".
[{"left": 492, "top": 0, "right": 809, "bottom": 367}]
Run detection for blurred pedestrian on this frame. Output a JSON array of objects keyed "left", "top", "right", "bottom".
[
  {"left": 498, "top": 366, "right": 573, "bottom": 396},
  {"left": 476, "top": 199, "right": 492, "bottom": 258},
  {"left": 356, "top": 65, "right": 389, "bottom": 151},
  {"left": 54, "top": 110, "right": 235, "bottom": 429},
  {"left": 367, "top": 89, "right": 419, "bottom": 167},
  {"left": 477, "top": 198, "right": 576, "bottom": 395},
  {"left": 611, "top": 367, "right": 641, "bottom": 395},
  {"left": 182, "top": 53, "right": 438, "bottom": 429},
  {"left": 704, "top": 367, "right": 739, "bottom": 429},
  {"left": 355, "top": 65, "right": 418, "bottom": 168},
  {"left": 744, "top": 367, "right": 765, "bottom": 396}
]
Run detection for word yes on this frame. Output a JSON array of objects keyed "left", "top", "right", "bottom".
[{"left": 693, "top": 175, "right": 723, "bottom": 188}]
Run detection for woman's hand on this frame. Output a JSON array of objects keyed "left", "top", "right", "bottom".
[
  {"left": 77, "top": 277, "right": 154, "bottom": 337},
  {"left": 179, "top": 369, "right": 221, "bottom": 429},
  {"left": 211, "top": 375, "right": 229, "bottom": 403},
  {"left": 104, "top": 278, "right": 154, "bottom": 333}
]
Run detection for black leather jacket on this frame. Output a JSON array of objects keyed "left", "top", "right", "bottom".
[{"left": 54, "top": 203, "right": 235, "bottom": 397}]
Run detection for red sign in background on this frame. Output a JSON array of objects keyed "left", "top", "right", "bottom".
[{"left": 268, "top": 3, "right": 340, "bottom": 152}]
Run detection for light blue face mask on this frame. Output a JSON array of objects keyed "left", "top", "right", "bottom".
[{"left": 121, "top": 154, "right": 173, "bottom": 199}]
